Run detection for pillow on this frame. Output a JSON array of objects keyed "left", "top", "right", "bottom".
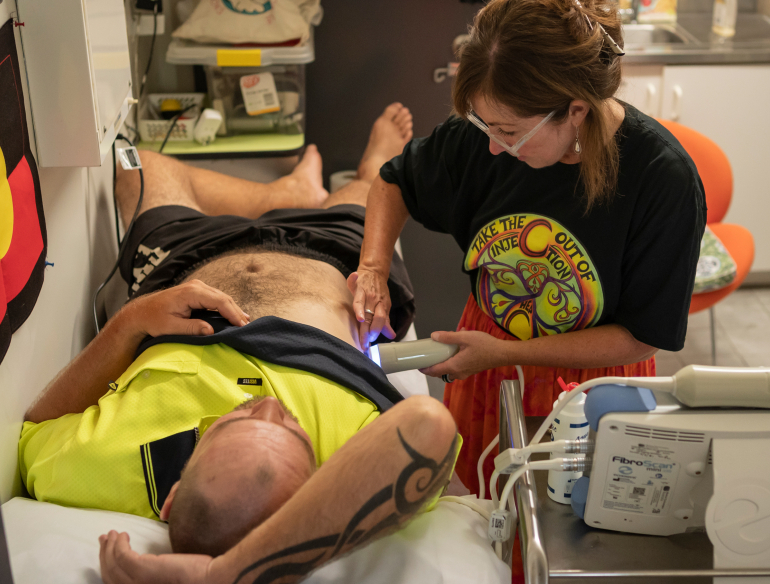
[
  {"left": 172, "top": 0, "right": 322, "bottom": 45},
  {"left": 693, "top": 225, "right": 737, "bottom": 294},
  {"left": 3, "top": 496, "right": 510, "bottom": 584}
]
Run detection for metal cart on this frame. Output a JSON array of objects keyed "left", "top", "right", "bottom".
[{"left": 498, "top": 379, "right": 770, "bottom": 583}]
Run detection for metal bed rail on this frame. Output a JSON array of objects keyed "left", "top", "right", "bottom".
[{"left": 499, "top": 379, "right": 549, "bottom": 583}]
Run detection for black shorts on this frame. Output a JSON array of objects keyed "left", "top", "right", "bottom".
[{"left": 119, "top": 204, "right": 416, "bottom": 340}]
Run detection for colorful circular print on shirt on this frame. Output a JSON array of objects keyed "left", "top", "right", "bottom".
[{"left": 464, "top": 214, "right": 604, "bottom": 340}]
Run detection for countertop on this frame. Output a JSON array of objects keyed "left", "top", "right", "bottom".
[{"left": 624, "top": 13, "right": 770, "bottom": 64}]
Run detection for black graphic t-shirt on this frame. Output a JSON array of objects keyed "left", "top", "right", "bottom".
[{"left": 380, "top": 103, "right": 706, "bottom": 351}]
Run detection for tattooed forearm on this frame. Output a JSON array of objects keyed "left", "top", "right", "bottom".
[
  {"left": 394, "top": 428, "right": 457, "bottom": 516},
  {"left": 232, "top": 430, "right": 459, "bottom": 584}
]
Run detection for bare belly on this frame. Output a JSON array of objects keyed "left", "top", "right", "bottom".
[{"left": 183, "top": 249, "right": 362, "bottom": 350}]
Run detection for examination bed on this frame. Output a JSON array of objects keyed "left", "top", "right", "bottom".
[
  {"left": 0, "top": 327, "right": 511, "bottom": 584},
  {"left": 9, "top": 359, "right": 770, "bottom": 583}
]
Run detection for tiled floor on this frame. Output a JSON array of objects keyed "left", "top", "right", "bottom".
[{"left": 655, "top": 288, "right": 770, "bottom": 376}]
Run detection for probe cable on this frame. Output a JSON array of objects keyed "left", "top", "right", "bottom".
[
  {"left": 490, "top": 457, "right": 589, "bottom": 561},
  {"left": 476, "top": 365, "right": 525, "bottom": 501},
  {"left": 435, "top": 367, "right": 526, "bottom": 553},
  {"left": 92, "top": 134, "right": 144, "bottom": 334}
]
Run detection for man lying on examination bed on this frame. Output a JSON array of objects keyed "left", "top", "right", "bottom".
[{"left": 19, "top": 105, "right": 460, "bottom": 583}]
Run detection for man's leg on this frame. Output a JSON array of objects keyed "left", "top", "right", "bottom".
[
  {"left": 115, "top": 146, "right": 329, "bottom": 229},
  {"left": 115, "top": 102, "right": 412, "bottom": 228},
  {"left": 321, "top": 103, "right": 413, "bottom": 209}
]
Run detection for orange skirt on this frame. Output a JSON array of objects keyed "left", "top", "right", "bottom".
[{"left": 443, "top": 294, "right": 656, "bottom": 495}]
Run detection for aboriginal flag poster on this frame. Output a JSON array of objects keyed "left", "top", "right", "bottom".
[{"left": 0, "top": 18, "right": 46, "bottom": 365}]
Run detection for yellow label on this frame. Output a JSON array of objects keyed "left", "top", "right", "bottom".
[
  {"left": 216, "top": 49, "right": 262, "bottom": 68},
  {"left": 0, "top": 147, "right": 13, "bottom": 259}
]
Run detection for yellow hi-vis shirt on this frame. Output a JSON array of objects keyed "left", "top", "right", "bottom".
[{"left": 19, "top": 342, "right": 380, "bottom": 520}]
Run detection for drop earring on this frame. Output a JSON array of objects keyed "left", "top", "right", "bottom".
[{"left": 574, "top": 126, "right": 582, "bottom": 155}]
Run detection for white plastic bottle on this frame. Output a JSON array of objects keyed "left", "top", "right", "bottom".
[
  {"left": 547, "top": 389, "right": 589, "bottom": 504},
  {"left": 712, "top": 0, "right": 738, "bottom": 37}
]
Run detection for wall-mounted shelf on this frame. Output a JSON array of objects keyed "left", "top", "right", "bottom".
[
  {"left": 137, "top": 133, "right": 304, "bottom": 159},
  {"left": 157, "top": 32, "right": 314, "bottom": 159},
  {"left": 166, "top": 34, "right": 315, "bottom": 67}
]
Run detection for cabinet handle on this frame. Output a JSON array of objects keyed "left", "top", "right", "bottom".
[
  {"left": 670, "top": 85, "right": 683, "bottom": 121},
  {"left": 645, "top": 83, "right": 657, "bottom": 115}
]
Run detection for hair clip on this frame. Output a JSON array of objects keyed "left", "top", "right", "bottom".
[{"left": 572, "top": 0, "right": 626, "bottom": 56}]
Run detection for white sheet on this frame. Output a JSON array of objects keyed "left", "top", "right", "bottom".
[{"left": 3, "top": 497, "right": 509, "bottom": 584}]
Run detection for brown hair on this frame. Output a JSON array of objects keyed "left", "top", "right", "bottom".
[
  {"left": 168, "top": 461, "right": 279, "bottom": 557},
  {"left": 452, "top": 0, "right": 624, "bottom": 210}
]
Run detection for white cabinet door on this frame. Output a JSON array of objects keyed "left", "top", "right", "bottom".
[
  {"left": 618, "top": 64, "right": 664, "bottom": 117},
  {"left": 660, "top": 64, "right": 770, "bottom": 274}
]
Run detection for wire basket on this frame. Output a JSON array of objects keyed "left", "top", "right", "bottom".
[{"left": 138, "top": 93, "right": 205, "bottom": 142}]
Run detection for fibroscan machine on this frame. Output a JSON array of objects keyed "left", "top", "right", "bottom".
[{"left": 493, "top": 365, "right": 770, "bottom": 581}]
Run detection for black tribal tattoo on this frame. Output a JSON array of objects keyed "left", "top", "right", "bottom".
[{"left": 232, "top": 430, "right": 458, "bottom": 584}]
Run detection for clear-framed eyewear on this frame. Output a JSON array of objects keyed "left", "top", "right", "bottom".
[{"left": 467, "top": 109, "right": 557, "bottom": 157}]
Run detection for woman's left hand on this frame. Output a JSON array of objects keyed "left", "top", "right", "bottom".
[{"left": 420, "top": 330, "right": 509, "bottom": 381}]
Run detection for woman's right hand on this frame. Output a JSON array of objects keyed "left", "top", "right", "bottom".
[{"left": 348, "top": 268, "right": 396, "bottom": 350}]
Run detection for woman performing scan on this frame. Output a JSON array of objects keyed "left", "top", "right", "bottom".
[{"left": 349, "top": 0, "right": 706, "bottom": 503}]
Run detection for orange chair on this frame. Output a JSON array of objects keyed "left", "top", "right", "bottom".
[{"left": 658, "top": 120, "right": 755, "bottom": 364}]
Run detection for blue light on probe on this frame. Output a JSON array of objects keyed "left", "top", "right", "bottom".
[{"left": 368, "top": 345, "right": 382, "bottom": 367}]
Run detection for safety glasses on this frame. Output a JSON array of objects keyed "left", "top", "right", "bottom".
[{"left": 467, "top": 109, "right": 557, "bottom": 157}]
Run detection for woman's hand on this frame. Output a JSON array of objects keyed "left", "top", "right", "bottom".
[
  {"left": 99, "top": 531, "right": 218, "bottom": 584},
  {"left": 123, "top": 280, "right": 249, "bottom": 340},
  {"left": 348, "top": 269, "right": 396, "bottom": 350},
  {"left": 420, "top": 330, "right": 509, "bottom": 381}
]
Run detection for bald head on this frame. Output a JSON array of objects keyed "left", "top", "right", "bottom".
[{"left": 167, "top": 397, "right": 316, "bottom": 556}]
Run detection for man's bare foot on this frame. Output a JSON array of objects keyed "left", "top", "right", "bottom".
[
  {"left": 357, "top": 103, "right": 414, "bottom": 183},
  {"left": 271, "top": 144, "right": 329, "bottom": 208}
]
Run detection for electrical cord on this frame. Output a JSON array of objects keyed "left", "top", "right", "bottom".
[
  {"left": 493, "top": 438, "right": 595, "bottom": 476},
  {"left": 92, "top": 134, "right": 144, "bottom": 334},
  {"left": 477, "top": 435, "right": 499, "bottom": 502},
  {"left": 111, "top": 142, "right": 121, "bottom": 248},
  {"left": 529, "top": 375, "right": 672, "bottom": 448},
  {"left": 139, "top": 2, "right": 159, "bottom": 99},
  {"left": 491, "top": 457, "right": 588, "bottom": 561},
  {"left": 158, "top": 104, "right": 196, "bottom": 154}
]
